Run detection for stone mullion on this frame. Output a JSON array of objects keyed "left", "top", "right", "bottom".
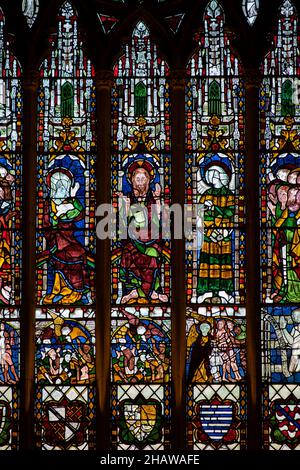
[
  {"left": 245, "top": 70, "right": 262, "bottom": 451},
  {"left": 19, "top": 71, "right": 39, "bottom": 450},
  {"left": 170, "top": 70, "right": 187, "bottom": 450},
  {"left": 94, "top": 70, "right": 114, "bottom": 450}
]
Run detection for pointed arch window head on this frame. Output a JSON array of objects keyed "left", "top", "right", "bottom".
[
  {"left": 205, "top": 0, "right": 224, "bottom": 20},
  {"left": 113, "top": 20, "right": 170, "bottom": 151},
  {"left": 60, "top": 0, "right": 75, "bottom": 18},
  {"left": 199, "top": 0, "right": 243, "bottom": 78},
  {"left": 133, "top": 20, "right": 149, "bottom": 39},
  {"left": 242, "top": 1, "right": 259, "bottom": 26},
  {"left": 281, "top": 0, "right": 296, "bottom": 17}
]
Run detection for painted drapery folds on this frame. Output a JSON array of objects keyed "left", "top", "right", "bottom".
[
  {"left": 260, "top": 0, "right": 300, "bottom": 450},
  {"left": 185, "top": 0, "right": 247, "bottom": 450},
  {"left": 0, "top": 7, "right": 22, "bottom": 450},
  {"left": 35, "top": 1, "right": 96, "bottom": 450},
  {"left": 111, "top": 21, "right": 172, "bottom": 450}
]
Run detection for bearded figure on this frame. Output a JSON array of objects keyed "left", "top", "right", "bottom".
[
  {"left": 268, "top": 165, "right": 300, "bottom": 303},
  {"left": 115, "top": 158, "right": 169, "bottom": 304}
]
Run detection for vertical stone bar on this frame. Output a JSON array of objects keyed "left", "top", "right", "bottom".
[
  {"left": 95, "top": 70, "right": 114, "bottom": 450},
  {"left": 170, "top": 70, "right": 186, "bottom": 450},
  {"left": 19, "top": 71, "right": 38, "bottom": 450},
  {"left": 245, "top": 70, "right": 262, "bottom": 451}
]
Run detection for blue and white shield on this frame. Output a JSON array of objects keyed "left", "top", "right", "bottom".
[{"left": 199, "top": 402, "right": 233, "bottom": 441}]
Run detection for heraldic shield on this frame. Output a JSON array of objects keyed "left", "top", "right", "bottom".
[
  {"left": 270, "top": 394, "right": 300, "bottom": 449},
  {"left": 119, "top": 393, "right": 162, "bottom": 449},
  {"left": 0, "top": 400, "right": 11, "bottom": 446},
  {"left": 42, "top": 397, "right": 89, "bottom": 449},
  {"left": 193, "top": 395, "right": 240, "bottom": 449}
]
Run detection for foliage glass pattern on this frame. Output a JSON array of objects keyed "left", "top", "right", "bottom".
[
  {"left": 185, "top": 0, "right": 247, "bottom": 450},
  {"left": 111, "top": 21, "right": 172, "bottom": 450},
  {"left": 35, "top": 1, "right": 96, "bottom": 450},
  {"left": 0, "top": 7, "right": 22, "bottom": 450},
  {"left": 260, "top": 0, "right": 300, "bottom": 450}
]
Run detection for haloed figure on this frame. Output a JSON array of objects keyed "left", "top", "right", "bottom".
[
  {"left": 197, "top": 160, "right": 235, "bottom": 304},
  {"left": 38, "top": 168, "right": 93, "bottom": 305},
  {"left": 268, "top": 167, "right": 300, "bottom": 303},
  {"left": 187, "top": 322, "right": 212, "bottom": 383},
  {"left": 116, "top": 159, "right": 169, "bottom": 304}
]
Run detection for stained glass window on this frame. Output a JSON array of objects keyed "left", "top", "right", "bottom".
[
  {"left": 98, "top": 14, "right": 119, "bottom": 35},
  {"left": 0, "top": 7, "right": 22, "bottom": 450},
  {"left": 22, "top": 0, "right": 39, "bottom": 28},
  {"left": 111, "top": 20, "right": 172, "bottom": 450},
  {"left": 35, "top": 1, "right": 96, "bottom": 450},
  {"left": 2, "top": 0, "right": 300, "bottom": 455},
  {"left": 242, "top": 0, "right": 259, "bottom": 26},
  {"left": 164, "top": 14, "right": 185, "bottom": 34},
  {"left": 260, "top": 0, "right": 300, "bottom": 450},
  {"left": 185, "top": 0, "right": 247, "bottom": 450}
]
